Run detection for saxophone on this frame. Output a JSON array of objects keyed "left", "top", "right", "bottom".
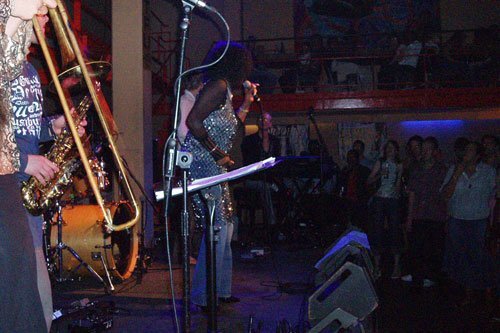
[{"left": 21, "top": 96, "right": 98, "bottom": 215}]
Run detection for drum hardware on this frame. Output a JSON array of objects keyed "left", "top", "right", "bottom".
[
  {"left": 44, "top": 202, "right": 138, "bottom": 287},
  {"left": 47, "top": 200, "right": 114, "bottom": 293},
  {"left": 134, "top": 199, "right": 149, "bottom": 285},
  {"left": 90, "top": 251, "right": 115, "bottom": 293},
  {"left": 42, "top": 213, "right": 56, "bottom": 275}
]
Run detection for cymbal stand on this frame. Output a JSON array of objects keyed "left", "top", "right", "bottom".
[
  {"left": 51, "top": 200, "right": 112, "bottom": 293},
  {"left": 308, "top": 107, "right": 333, "bottom": 193}
]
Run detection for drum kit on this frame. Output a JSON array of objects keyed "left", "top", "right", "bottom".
[{"left": 42, "top": 197, "right": 139, "bottom": 292}]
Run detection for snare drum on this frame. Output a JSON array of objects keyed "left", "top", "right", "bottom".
[{"left": 50, "top": 202, "right": 138, "bottom": 280}]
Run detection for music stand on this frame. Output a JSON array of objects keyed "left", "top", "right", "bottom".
[
  {"left": 156, "top": 157, "right": 280, "bottom": 331},
  {"left": 271, "top": 156, "right": 323, "bottom": 245}
]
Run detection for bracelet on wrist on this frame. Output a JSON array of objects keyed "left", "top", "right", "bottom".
[
  {"left": 238, "top": 107, "right": 249, "bottom": 114},
  {"left": 210, "top": 145, "right": 219, "bottom": 153}
]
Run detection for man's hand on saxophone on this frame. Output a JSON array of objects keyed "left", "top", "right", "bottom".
[{"left": 24, "top": 155, "right": 59, "bottom": 185}]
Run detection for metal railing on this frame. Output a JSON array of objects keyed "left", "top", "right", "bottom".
[{"left": 234, "top": 29, "right": 499, "bottom": 94}]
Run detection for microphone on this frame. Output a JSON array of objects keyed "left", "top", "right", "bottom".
[
  {"left": 243, "top": 80, "right": 261, "bottom": 103},
  {"left": 182, "top": 0, "right": 214, "bottom": 11}
]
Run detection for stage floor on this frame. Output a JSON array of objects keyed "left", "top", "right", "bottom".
[{"left": 51, "top": 242, "right": 498, "bottom": 332}]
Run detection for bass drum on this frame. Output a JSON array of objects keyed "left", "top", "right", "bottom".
[{"left": 50, "top": 202, "right": 138, "bottom": 280}]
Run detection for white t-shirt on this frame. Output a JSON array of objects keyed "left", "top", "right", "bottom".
[
  {"left": 177, "top": 89, "right": 196, "bottom": 143},
  {"left": 398, "top": 40, "right": 422, "bottom": 68},
  {"left": 442, "top": 163, "right": 496, "bottom": 220}
]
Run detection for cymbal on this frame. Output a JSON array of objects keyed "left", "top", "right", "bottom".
[{"left": 48, "top": 60, "right": 111, "bottom": 94}]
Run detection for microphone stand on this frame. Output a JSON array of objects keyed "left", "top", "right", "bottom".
[
  {"left": 307, "top": 107, "right": 329, "bottom": 192},
  {"left": 200, "top": 186, "right": 222, "bottom": 333},
  {"left": 256, "top": 101, "right": 272, "bottom": 242},
  {"left": 163, "top": 3, "right": 194, "bottom": 332}
]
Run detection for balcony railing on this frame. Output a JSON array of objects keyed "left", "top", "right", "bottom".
[{"left": 232, "top": 29, "right": 498, "bottom": 96}]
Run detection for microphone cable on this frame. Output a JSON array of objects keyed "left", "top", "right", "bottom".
[{"left": 161, "top": 3, "right": 231, "bottom": 333}]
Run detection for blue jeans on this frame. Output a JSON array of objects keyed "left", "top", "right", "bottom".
[
  {"left": 443, "top": 218, "right": 497, "bottom": 289},
  {"left": 370, "top": 196, "right": 402, "bottom": 255},
  {"left": 191, "top": 222, "right": 234, "bottom": 306}
]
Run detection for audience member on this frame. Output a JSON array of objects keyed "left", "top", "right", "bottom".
[
  {"left": 481, "top": 134, "right": 500, "bottom": 254},
  {"left": 398, "top": 32, "right": 423, "bottom": 83},
  {"left": 453, "top": 136, "right": 470, "bottom": 164},
  {"left": 434, "top": 31, "right": 470, "bottom": 86},
  {"left": 296, "top": 41, "right": 322, "bottom": 92},
  {"left": 481, "top": 134, "right": 499, "bottom": 168},
  {"left": 353, "top": 139, "right": 374, "bottom": 170},
  {"left": 378, "top": 32, "right": 423, "bottom": 89},
  {"left": 416, "top": 34, "right": 441, "bottom": 84},
  {"left": 468, "top": 27, "right": 498, "bottom": 86},
  {"left": 367, "top": 140, "right": 403, "bottom": 278},
  {"left": 328, "top": 31, "right": 377, "bottom": 90},
  {"left": 310, "top": 33, "right": 328, "bottom": 82},
  {"left": 403, "top": 135, "right": 424, "bottom": 184},
  {"left": 337, "top": 149, "right": 371, "bottom": 229},
  {"left": 324, "top": 36, "right": 344, "bottom": 84},
  {"left": 441, "top": 141, "right": 497, "bottom": 305},
  {"left": 402, "top": 137, "right": 447, "bottom": 288}
]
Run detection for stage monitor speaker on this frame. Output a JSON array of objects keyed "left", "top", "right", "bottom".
[
  {"left": 308, "top": 262, "right": 378, "bottom": 333},
  {"left": 320, "top": 227, "right": 370, "bottom": 257},
  {"left": 314, "top": 228, "right": 376, "bottom": 284},
  {"left": 314, "top": 242, "right": 375, "bottom": 286}
]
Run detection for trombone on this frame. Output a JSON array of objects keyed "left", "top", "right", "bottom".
[{"left": 32, "top": 0, "right": 140, "bottom": 232}]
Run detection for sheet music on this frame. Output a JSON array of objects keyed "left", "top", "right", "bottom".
[{"left": 155, "top": 157, "right": 278, "bottom": 201}]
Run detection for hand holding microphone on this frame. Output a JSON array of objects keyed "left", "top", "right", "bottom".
[{"left": 242, "top": 80, "right": 260, "bottom": 103}]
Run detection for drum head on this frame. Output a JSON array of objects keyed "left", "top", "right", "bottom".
[
  {"left": 49, "top": 203, "right": 138, "bottom": 281},
  {"left": 108, "top": 202, "right": 138, "bottom": 280}
]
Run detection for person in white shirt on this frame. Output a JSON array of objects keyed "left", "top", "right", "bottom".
[
  {"left": 398, "top": 39, "right": 423, "bottom": 68},
  {"left": 177, "top": 72, "right": 204, "bottom": 144},
  {"left": 378, "top": 32, "right": 423, "bottom": 89},
  {"left": 441, "top": 141, "right": 497, "bottom": 305}
]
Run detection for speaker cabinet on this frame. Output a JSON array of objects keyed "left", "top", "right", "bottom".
[
  {"left": 309, "top": 228, "right": 378, "bottom": 332},
  {"left": 309, "top": 262, "right": 378, "bottom": 332}
]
